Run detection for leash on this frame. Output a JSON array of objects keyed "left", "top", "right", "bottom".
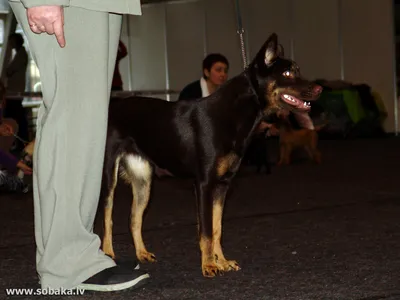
[
  {"left": 13, "top": 133, "right": 29, "bottom": 145},
  {"left": 233, "top": 0, "right": 248, "bottom": 70}
]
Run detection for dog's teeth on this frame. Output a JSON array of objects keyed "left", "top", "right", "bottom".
[{"left": 283, "top": 94, "right": 297, "bottom": 103}]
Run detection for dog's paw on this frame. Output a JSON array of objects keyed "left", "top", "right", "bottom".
[
  {"left": 102, "top": 245, "right": 116, "bottom": 260},
  {"left": 217, "top": 259, "right": 241, "bottom": 272},
  {"left": 202, "top": 262, "right": 221, "bottom": 277},
  {"left": 137, "top": 251, "right": 157, "bottom": 263}
]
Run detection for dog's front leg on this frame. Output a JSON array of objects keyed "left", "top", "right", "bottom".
[
  {"left": 212, "top": 184, "right": 240, "bottom": 273},
  {"left": 196, "top": 181, "right": 240, "bottom": 277},
  {"left": 196, "top": 181, "right": 219, "bottom": 277}
]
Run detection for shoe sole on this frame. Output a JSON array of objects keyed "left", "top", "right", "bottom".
[
  {"left": 77, "top": 273, "right": 150, "bottom": 292},
  {"left": 38, "top": 265, "right": 141, "bottom": 286}
]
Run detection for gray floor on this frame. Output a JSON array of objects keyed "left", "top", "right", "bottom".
[{"left": 1, "top": 137, "right": 400, "bottom": 300}]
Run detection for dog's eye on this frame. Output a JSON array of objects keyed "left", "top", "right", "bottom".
[{"left": 282, "top": 71, "right": 294, "bottom": 78}]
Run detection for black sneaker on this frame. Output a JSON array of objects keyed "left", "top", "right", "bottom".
[{"left": 77, "top": 265, "right": 150, "bottom": 292}]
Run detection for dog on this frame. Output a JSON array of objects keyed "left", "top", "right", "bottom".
[
  {"left": 101, "top": 33, "right": 323, "bottom": 277},
  {"left": 275, "top": 115, "right": 325, "bottom": 166}
]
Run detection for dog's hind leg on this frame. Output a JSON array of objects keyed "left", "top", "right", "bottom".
[
  {"left": 312, "top": 133, "right": 322, "bottom": 164},
  {"left": 123, "top": 154, "right": 156, "bottom": 263},
  {"left": 306, "top": 133, "right": 321, "bottom": 164},
  {"left": 212, "top": 184, "right": 240, "bottom": 273},
  {"left": 102, "top": 155, "right": 121, "bottom": 259}
]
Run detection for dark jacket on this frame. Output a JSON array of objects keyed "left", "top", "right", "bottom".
[
  {"left": 178, "top": 80, "right": 202, "bottom": 101},
  {"left": 0, "top": 149, "right": 18, "bottom": 171}
]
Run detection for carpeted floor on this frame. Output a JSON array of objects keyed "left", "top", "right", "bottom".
[{"left": 1, "top": 137, "right": 400, "bottom": 300}]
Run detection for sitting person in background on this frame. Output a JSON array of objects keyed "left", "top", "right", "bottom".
[
  {"left": 178, "top": 53, "right": 229, "bottom": 100},
  {"left": 0, "top": 91, "right": 32, "bottom": 193},
  {"left": 0, "top": 125, "right": 32, "bottom": 193},
  {"left": 0, "top": 148, "right": 32, "bottom": 193},
  {"left": 0, "top": 122, "right": 14, "bottom": 137}
]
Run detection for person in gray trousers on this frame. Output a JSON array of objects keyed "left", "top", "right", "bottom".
[{"left": 8, "top": 0, "right": 150, "bottom": 292}]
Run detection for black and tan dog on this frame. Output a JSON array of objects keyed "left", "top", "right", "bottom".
[{"left": 101, "top": 33, "right": 322, "bottom": 277}]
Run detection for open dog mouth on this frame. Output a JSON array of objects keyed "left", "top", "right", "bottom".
[{"left": 280, "top": 94, "right": 311, "bottom": 111}]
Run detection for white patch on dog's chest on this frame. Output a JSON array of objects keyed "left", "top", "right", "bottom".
[{"left": 124, "top": 155, "right": 152, "bottom": 179}]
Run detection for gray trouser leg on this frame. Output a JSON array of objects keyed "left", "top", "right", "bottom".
[{"left": 10, "top": 3, "right": 122, "bottom": 289}]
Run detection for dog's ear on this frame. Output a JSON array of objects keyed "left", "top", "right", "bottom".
[
  {"left": 253, "top": 33, "right": 279, "bottom": 68},
  {"left": 263, "top": 33, "right": 279, "bottom": 65}
]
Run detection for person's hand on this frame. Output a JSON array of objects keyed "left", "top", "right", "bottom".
[
  {"left": 0, "top": 124, "right": 14, "bottom": 136},
  {"left": 27, "top": 5, "right": 65, "bottom": 48},
  {"left": 16, "top": 161, "right": 33, "bottom": 175}
]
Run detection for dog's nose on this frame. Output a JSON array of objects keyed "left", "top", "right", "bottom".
[{"left": 313, "top": 85, "right": 323, "bottom": 94}]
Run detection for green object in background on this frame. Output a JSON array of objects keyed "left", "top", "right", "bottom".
[
  {"left": 317, "top": 90, "right": 366, "bottom": 124},
  {"left": 341, "top": 90, "right": 366, "bottom": 123},
  {"left": 312, "top": 87, "right": 387, "bottom": 138}
]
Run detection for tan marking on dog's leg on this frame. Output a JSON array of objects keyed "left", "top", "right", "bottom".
[
  {"left": 125, "top": 156, "right": 156, "bottom": 263},
  {"left": 212, "top": 199, "right": 240, "bottom": 273},
  {"left": 200, "top": 235, "right": 218, "bottom": 277},
  {"left": 212, "top": 202, "right": 224, "bottom": 261},
  {"left": 102, "top": 156, "right": 121, "bottom": 259},
  {"left": 216, "top": 152, "right": 239, "bottom": 177}
]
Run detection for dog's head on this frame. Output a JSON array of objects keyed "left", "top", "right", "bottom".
[{"left": 249, "top": 33, "right": 322, "bottom": 114}]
